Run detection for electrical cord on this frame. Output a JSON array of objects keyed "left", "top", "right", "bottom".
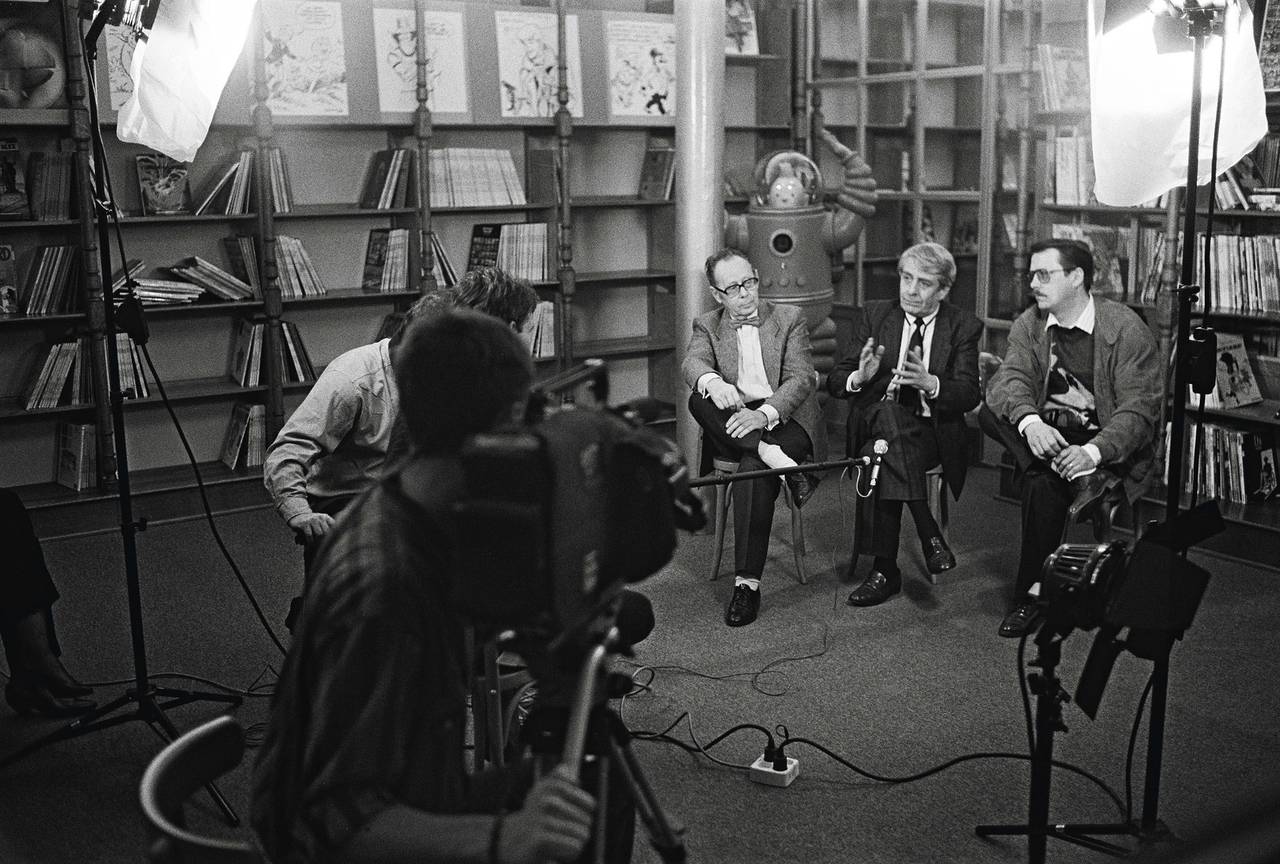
[
  {"left": 1125, "top": 672, "right": 1155, "bottom": 824},
  {"left": 79, "top": 34, "right": 288, "bottom": 658}
]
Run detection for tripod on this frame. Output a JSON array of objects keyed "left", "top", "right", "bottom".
[
  {"left": 0, "top": 1, "right": 242, "bottom": 823},
  {"left": 519, "top": 628, "right": 687, "bottom": 864},
  {"left": 975, "top": 617, "right": 1131, "bottom": 864}
]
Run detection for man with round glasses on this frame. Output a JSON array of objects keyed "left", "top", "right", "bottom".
[
  {"left": 826, "top": 242, "right": 983, "bottom": 608},
  {"left": 981, "top": 238, "right": 1161, "bottom": 638},
  {"left": 683, "top": 247, "right": 822, "bottom": 627}
]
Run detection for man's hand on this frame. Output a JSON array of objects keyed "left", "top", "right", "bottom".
[
  {"left": 287, "top": 512, "right": 335, "bottom": 543},
  {"left": 706, "top": 377, "right": 745, "bottom": 411},
  {"left": 726, "top": 408, "right": 767, "bottom": 439},
  {"left": 1023, "top": 419, "right": 1068, "bottom": 461},
  {"left": 500, "top": 766, "right": 596, "bottom": 864},
  {"left": 1052, "top": 444, "right": 1098, "bottom": 480},
  {"left": 890, "top": 347, "right": 938, "bottom": 396},
  {"left": 850, "top": 337, "right": 886, "bottom": 389}
]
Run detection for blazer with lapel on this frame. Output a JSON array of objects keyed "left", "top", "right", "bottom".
[
  {"left": 682, "top": 299, "right": 825, "bottom": 460},
  {"left": 826, "top": 299, "right": 982, "bottom": 498}
]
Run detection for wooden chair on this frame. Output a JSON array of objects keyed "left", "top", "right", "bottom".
[
  {"left": 707, "top": 454, "right": 808, "bottom": 584},
  {"left": 139, "top": 715, "right": 262, "bottom": 864}
]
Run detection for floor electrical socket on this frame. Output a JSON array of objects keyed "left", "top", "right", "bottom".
[{"left": 749, "top": 755, "right": 799, "bottom": 788}]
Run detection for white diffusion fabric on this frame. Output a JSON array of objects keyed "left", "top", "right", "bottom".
[
  {"left": 1087, "top": 0, "right": 1266, "bottom": 206},
  {"left": 117, "top": 0, "right": 258, "bottom": 162}
]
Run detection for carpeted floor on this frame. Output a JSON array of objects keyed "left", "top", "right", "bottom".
[{"left": 1, "top": 464, "right": 1277, "bottom": 863}]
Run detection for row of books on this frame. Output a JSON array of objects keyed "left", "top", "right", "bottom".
[
  {"left": 424, "top": 147, "right": 526, "bottom": 208},
  {"left": 520, "top": 299, "right": 557, "bottom": 359},
  {"left": 228, "top": 319, "right": 315, "bottom": 387},
  {"left": 18, "top": 244, "right": 78, "bottom": 315},
  {"left": 1197, "top": 332, "right": 1265, "bottom": 410},
  {"left": 361, "top": 228, "right": 410, "bottom": 293},
  {"left": 194, "top": 150, "right": 256, "bottom": 216},
  {"left": 1165, "top": 420, "right": 1279, "bottom": 505},
  {"left": 1049, "top": 132, "right": 1095, "bottom": 206},
  {"left": 1036, "top": 44, "right": 1089, "bottom": 113},
  {"left": 23, "top": 333, "right": 149, "bottom": 411},
  {"left": 170, "top": 256, "right": 257, "bottom": 301},
  {"left": 7, "top": 147, "right": 75, "bottom": 222},
  {"left": 152, "top": 147, "right": 291, "bottom": 217},
  {"left": 360, "top": 148, "right": 416, "bottom": 210},
  {"left": 276, "top": 235, "right": 326, "bottom": 298},
  {"left": 466, "top": 222, "right": 552, "bottom": 282},
  {"left": 220, "top": 402, "right": 267, "bottom": 470},
  {"left": 56, "top": 422, "right": 95, "bottom": 491},
  {"left": 1050, "top": 223, "right": 1131, "bottom": 302},
  {"left": 1137, "top": 230, "right": 1280, "bottom": 315},
  {"left": 428, "top": 231, "right": 458, "bottom": 287}
]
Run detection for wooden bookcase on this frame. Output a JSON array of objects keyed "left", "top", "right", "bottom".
[{"left": 0, "top": 0, "right": 795, "bottom": 532}]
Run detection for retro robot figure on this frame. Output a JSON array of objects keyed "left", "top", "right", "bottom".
[{"left": 725, "top": 129, "right": 878, "bottom": 371}]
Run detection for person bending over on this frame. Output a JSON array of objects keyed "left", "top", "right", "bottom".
[
  {"left": 827, "top": 242, "right": 983, "bottom": 608},
  {"left": 251, "top": 310, "right": 595, "bottom": 864},
  {"left": 0, "top": 488, "right": 94, "bottom": 717},
  {"left": 683, "top": 247, "right": 821, "bottom": 628},
  {"left": 981, "top": 238, "right": 1161, "bottom": 638}
]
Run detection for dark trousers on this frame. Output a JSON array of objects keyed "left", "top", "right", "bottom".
[
  {"left": 0, "top": 488, "right": 63, "bottom": 654},
  {"left": 978, "top": 405, "right": 1077, "bottom": 599},
  {"left": 286, "top": 493, "right": 358, "bottom": 632},
  {"left": 689, "top": 392, "right": 812, "bottom": 577},
  {"left": 854, "top": 402, "right": 942, "bottom": 561}
]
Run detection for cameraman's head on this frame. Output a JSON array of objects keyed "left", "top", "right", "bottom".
[{"left": 395, "top": 309, "right": 534, "bottom": 455}]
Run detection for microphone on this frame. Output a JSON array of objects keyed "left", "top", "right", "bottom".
[{"left": 868, "top": 439, "right": 889, "bottom": 490}]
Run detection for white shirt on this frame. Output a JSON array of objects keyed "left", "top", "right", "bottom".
[
  {"left": 846, "top": 308, "right": 942, "bottom": 415},
  {"left": 696, "top": 322, "right": 780, "bottom": 428}
]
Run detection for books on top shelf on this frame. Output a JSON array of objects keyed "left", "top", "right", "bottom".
[
  {"left": 268, "top": 146, "right": 293, "bottom": 214},
  {"left": 638, "top": 134, "right": 676, "bottom": 200},
  {"left": 1049, "top": 131, "right": 1094, "bottom": 206},
  {"left": 423, "top": 147, "right": 526, "bottom": 208},
  {"left": 135, "top": 152, "right": 192, "bottom": 215},
  {"left": 220, "top": 402, "right": 267, "bottom": 470},
  {"left": 361, "top": 227, "right": 410, "bottom": 293},
  {"left": 466, "top": 222, "right": 551, "bottom": 282},
  {"left": 55, "top": 421, "right": 96, "bottom": 491},
  {"left": 228, "top": 319, "right": 315, "bottom": 387},
  {"left": 359, "top": 147, "right": 415, "bottom": 210},
  {"left": 1138, "top": 229, "right": 1280, "bottom": 314},
  {"left": 275, "top": 235, "right": 326, "bottom": 298},
  {"left": 1037, "top": 44, "right": 1089, "bottom": 113}
]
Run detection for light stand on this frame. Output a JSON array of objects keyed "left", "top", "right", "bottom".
[{"left": 0, "top": 0, "right": 241, "bottom": 822}]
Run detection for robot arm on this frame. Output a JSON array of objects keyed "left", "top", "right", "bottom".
[{"left": 821, "top": 129, "right": 877, "bottom": 253}]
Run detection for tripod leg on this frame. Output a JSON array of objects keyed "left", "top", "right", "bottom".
[{"left": 608, "top": 733, "right": 686, "bottom": 863}]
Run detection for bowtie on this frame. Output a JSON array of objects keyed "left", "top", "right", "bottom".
[{"left": 729, "top": 315, "right": 760, "bottom": 329}]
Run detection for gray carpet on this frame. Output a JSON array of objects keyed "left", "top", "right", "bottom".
[{"left": 1, "top": 464, "right": 1277, "bottom": 863}]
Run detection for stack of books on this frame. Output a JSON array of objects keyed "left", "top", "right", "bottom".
[
  {"left": 23, "top": 332, "right": 148, "bottom": 410},
  {"left": 221, "top": 235, "right": 260, "bottom": 292},
  {"left": 169, "top": 256, "right": 257, "bottom": 301},
  {"left": 467, "top": 222, "right": 551, "bottom": 282},
  {"left": 359, "top": 148, "right": 415, "bottom": 209},
  {"left": 361, "top": 227, "right": 410, "bottom": 293},
  {"left": 1050, "top": 132, "right": 1094, "bottom": 205},
  {"left": 429, "top": 231, "right": 457, "bottom": 287},
  {"left": 520, "top": 299, "right": 557, "bottom": 359},
  {"left": 22, "top": 244, "right": 78, "bottom": 314},
  {"left": 425, "top": 147, "right": 526, "bottom": 207},
  {"left": 220, "top": 402, "right": 267, "bottom": 470},
  {"left": 27, "top": 148, "right": 75, "bottom": 221},
  {"left": 275, "top": 235, "right": 326, "bottom": 298},
  {"left": 228, "top": 319, "right": 314, "bottom": 387},
  {"left": 267, "top": 146, "right": 292, "bottom": 214},
  {"left": 55, "top": 421, "right": 96, "bottom": 491},
  {"left": 194, "top": 150, "right": 254, "bottom": 216}
]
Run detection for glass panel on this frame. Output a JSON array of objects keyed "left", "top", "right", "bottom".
[
  {"left": 865, "top": 129, "right": 912, "bottom": 194},
  {"left": 868, "top": 0, "right": 917, "bottom": 68},
  {"left": 922, "top": 128, "right": 980, "bottom": 191},
  {"left": 924, "top": 1, "right": 985, "bottom": 70},
  {"left": 864, "top": 200, "right": 912, "bottom": 261}
]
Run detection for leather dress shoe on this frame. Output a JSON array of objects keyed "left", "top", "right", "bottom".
[
  {"left": 5, "top": 676, "right": 96, "bottom": 718},
  {"left": 922, "top": 536, "right": 956, "bottom": 575},
  {"left": 785, "top": 471, "right": 820, "bottom": 508},
  {"left": 998, "top": 601, "right": 1043, "bottom": 638},
  {"left": 1068, "top": 469, "right": 1120, "bottom": 523},
  {"left": 846, "top": 569, "right": 901, "bottom": 607},
  {"left": 725, "top": 584, "right": 761, "bottom": 627}
]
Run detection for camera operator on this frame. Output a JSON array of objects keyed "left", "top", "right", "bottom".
[{"left": 251, "top": 310, "right": 595, "bottom": 864}]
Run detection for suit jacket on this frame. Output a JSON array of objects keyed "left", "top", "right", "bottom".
[
  {"left": 984, "top": 296, "right": 1161, "bottom": 502},
  {"left": 826, "top": 300, "right": 983, "bottom": 498},
  {"left": 681, "top": 300, "right": 825, "bottom": 460}
]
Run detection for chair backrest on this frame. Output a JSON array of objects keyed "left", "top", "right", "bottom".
[{"left": 139, "top": 715, "right": 263, "bottom": 864}]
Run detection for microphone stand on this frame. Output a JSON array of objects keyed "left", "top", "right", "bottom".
[{"left": 0, "top": 0, "right": 241, "bottom": 824}]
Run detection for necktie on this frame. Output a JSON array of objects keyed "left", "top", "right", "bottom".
[
  {"left": 897, "top": 316, "right": 926, "bottom": 412},
  {"left": 729, "top": 315, "right": 760, "bottom": 329}
]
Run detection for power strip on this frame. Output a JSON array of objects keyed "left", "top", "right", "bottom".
[{"left": 749, "top": 755, "right": 799, "bottom": 788}]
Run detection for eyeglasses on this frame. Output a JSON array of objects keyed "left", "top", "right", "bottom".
[
  {"left": 712, "top": 274, "right": 759, "bottom": 297},
  {"left": 1029, "top": 268, "right": 1070, "bottom": 284}
]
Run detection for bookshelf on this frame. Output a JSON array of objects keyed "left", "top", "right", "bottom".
[{"left": 0, "top": 0, "right": 795, "bottom": 529}]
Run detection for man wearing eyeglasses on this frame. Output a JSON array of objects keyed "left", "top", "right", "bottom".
[
  {"left": 826, "top": 242, "right": 983, "bottom": 609},
  {"left": 683, "top": 247, "right": 822, "bottom": 627},
  {"left": 982, "top": 238, "right": 1160, "bottom": 638}
]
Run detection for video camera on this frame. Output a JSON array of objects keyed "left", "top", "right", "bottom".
[{"left": 449, "top": 361, "right": 704, "bottom": 653}]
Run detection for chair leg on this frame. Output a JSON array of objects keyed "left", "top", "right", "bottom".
[
  {"left": 780, "top": 482, "right": 808, "bottom": 585},
  {"left": 709, "top": 479, "right": 731, "bottom": 581}
]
